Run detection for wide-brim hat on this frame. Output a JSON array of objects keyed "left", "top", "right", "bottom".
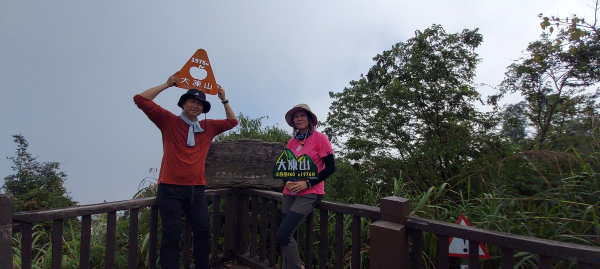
[
  {"left": 285, "top": 104, "right": 318, "bottom": 128},
  {"left": 177, "top": 89, "right": 211, "bottom": 113}
]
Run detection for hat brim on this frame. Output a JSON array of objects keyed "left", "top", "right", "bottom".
[
  {"left": 285, "top": 107, "right": 318, "bottom": 128},
  {"left": 177, "top": 94, "right": 211, "bottom": 113}
]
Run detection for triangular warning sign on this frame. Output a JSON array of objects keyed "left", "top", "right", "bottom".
[
  {"left": 448, "top": 214, "right": 491, "bottom": 259},
  {"left": 176, "top": 49, "right": 219, "bottom": 95}
]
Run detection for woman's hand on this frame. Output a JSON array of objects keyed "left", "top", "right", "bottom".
[{"left": 286, "top": 181, "right": 308, "bottom": 193}]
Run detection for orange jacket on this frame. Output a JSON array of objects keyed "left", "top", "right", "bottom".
[{"left": 134, "top": 94, "right": 238, "bottom": 185}]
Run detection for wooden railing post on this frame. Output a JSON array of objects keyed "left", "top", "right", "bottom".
[
  {"left": 370, "top": 196, "right": 410, "bottom": 269},
  {"left": 236, "top": 190, "right": 249, "bottom": 255},
  {"left": 224, "top": 189, "right": 238, "bottom": 256},
  {"left": 0, "top": 194, "right": 14, "bottom": 269}
]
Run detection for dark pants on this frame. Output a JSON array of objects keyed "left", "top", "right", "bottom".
[
  {"left": 156, "top": 184, "right": 210, "bottom": 269},
  {"left": 277, "top": 194, "right": 322, "bottom": 269}
]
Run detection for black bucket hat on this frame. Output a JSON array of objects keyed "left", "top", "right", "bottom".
[{"left": 177, "top": 89, "right": 211, "bottom": 113}]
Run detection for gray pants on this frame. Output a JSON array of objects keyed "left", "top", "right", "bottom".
[{"left": 277, "top": 194, "right": 322, "bottom": 269}]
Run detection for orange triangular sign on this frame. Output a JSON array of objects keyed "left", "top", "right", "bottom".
[
  {"left": 176, "top": 49, "right": 218, "bottom": 95},
  {"left": 448, "top": 214, "right": 491, "bottom": 259}
]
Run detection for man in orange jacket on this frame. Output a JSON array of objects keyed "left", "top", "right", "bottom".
[{"left": 134, "top": 72, "right": 238, "bottom": 269}]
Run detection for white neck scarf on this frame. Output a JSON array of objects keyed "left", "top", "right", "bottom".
[{"left": 180, "top": 113, "right": 204, "bottom": 146}]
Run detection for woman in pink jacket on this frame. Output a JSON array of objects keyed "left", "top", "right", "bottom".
[{"left": 277, "top": 104, "right": 336, "bottom": 269}]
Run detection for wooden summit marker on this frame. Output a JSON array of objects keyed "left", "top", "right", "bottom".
[
  {"left": 176, "top": 49, "right": 218, "bottom": 95},
  {"left": 204, "top": 139, "right": 285, "bottom": 190}
]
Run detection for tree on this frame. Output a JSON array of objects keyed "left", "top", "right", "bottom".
[
  {"left": 489, "top": 1, "right": 600, "bottom": 150},
  {"left": 325, "top": 24, "right": 493, "bottom": 186},
  {"left": 539, "top": 0, "right": 600, "bottom": 82},
  {"left": 3, "top": 134, "right": 77, "bottom": 211},
  {"left": 498, "top": 101, "right": 529, "bottom": 143},
  {"left": 216, "top": 112, "right": 290, "bottom": 144}
]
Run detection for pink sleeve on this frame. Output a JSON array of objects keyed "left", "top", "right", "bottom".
[{"left": 318, "top": 133, "right": 333, "bottom": 158}]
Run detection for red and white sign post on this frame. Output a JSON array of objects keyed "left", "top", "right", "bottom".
[{"left": 449, "top": 214, "right": 491, "bottom": 268}]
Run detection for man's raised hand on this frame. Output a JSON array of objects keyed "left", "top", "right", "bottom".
[{"left": 166, "top": 72, "right": 180, "bottom": 87}]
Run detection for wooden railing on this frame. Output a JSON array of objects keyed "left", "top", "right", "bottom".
[
  {"left": 405, "top": 216, "right": 600, "bottom": 268},
  {"left": 235, "top": 189, "right": 380, "bottom": 269},
  {"left": 2, "top": 190, "right": 600, "bottom": 268},
  {"left": 1, "top": 189, "right": 236, "bottom": 269}
]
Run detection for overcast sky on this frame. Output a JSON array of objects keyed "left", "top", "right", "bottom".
[{"left": 1, "top": 1, "right": 596, "bottom": 205}]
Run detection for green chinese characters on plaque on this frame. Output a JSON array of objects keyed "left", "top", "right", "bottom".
[{"left": 272, "top": 148, "right": 319, "bottom": 180}]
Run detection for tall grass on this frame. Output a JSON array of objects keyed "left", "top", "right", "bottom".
[{"left": 320, "top": 138, "right": 600, "bottom": 268}]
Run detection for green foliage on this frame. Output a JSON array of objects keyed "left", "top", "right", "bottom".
[
  {"left": 323, "top": 8, "right": 600, "bottom": 267},
  {"left": 322, "top": 139, "right": 600, "bottom": 267},
  {"left": 3, "top": 134, "right": 77, "bottom": 212},
  {"left": 325, "top": 25, "right": 495, "bottom": 186},
  {"left": 539, "top": 1, "right": 600, "bottom": 83},
  {"left": 498, "top": 101, "right": 529, "bottom": 143},
  {"left": 216, "top": 112, "right": 290, "bottom": 144},
  {"left": 11, "top": 213, "right": 156, "bottom": 268},
  {"left": 324, "top": 24, "right": 512, "bottom": 209},
  {"left": 10, "top": 168, "right": 165, "bottom": 268},
  {"left": 134, "top": 168, "right": 159, "bottom": 199},
  {"left": 490, "top": 1, "right": 600, "bottom": 150}
]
